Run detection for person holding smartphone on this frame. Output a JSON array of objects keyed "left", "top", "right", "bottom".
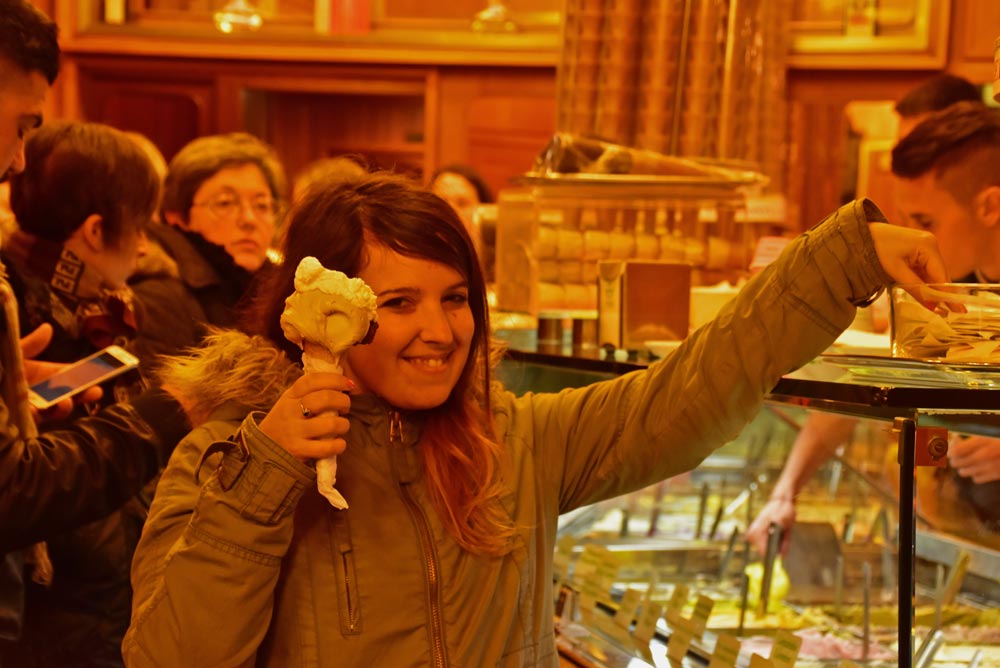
[
  {"left": 0, "top": 2, "right": 193, "bottom": 662},
  {"left": 1, "top": 118, "right": 168, "bottom": 667}
]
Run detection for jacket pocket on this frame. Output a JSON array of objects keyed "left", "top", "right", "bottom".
[{"left": 327, "top": 510, "right": 362, "bottom": 635}]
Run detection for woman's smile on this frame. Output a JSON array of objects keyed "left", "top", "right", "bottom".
[{"left": 343, "top": 244, "right": 474, "bottom": 410}]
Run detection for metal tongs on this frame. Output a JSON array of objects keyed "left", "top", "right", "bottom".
[{"left": 759, "top": 522, "right": 783, "bottom": 615}]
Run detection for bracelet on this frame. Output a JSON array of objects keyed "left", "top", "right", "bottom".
[{"left": 850, "top": 285, "right": 886, "bottom": 308}]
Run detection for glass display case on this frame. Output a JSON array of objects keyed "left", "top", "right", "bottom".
[{"left": 497, "top": 350, "right": 1000, "bottom": 668}]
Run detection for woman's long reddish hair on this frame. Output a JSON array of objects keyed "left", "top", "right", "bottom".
[{"left": 242, "top": 172, "right": 514, "bottom": 557}]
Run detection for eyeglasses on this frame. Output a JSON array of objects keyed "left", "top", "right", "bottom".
[{"left": 191, "top": 191, "right": 277, "bottom": 222}]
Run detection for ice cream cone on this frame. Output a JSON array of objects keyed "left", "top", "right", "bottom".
[{"left": 280, "top": 257, "right": 378, "bottom": 510}]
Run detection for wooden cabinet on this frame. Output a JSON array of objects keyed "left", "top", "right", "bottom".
[
  {"left": 49, "top": 0, "right": 559, "bottom": 194},
  {"left": 947, "top": 0, "right": 1000, "bottom": 83},
  {"left": 788, "top": 0, "right": 950, "bottom": 69},
  {"left": 62, "top": 53, "right": 554, "bottom": 195}
]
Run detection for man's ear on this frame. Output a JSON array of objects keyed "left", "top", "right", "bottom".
[
  {"left": 163, "top": 210, "right": 189, "bottom": 230},
  {"left": 977, "top": 186, "right": 1000, "bottom": 228},
  {"left": 79, "top": 214, "right": 105, "bottom": 252}
]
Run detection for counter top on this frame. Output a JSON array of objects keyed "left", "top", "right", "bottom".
[{"left": 501, "top": 348, "right": 1000, "bottom": 435}]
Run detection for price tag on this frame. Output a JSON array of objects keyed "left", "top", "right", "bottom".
[
  {"left": 839, "top": 662, "right": 862, "bottom": 668},
  {"left": 633, "top": 602, "right": 663, "bottom": 644},
  {"left": 594, "top": 550, "right": 621, "bottom": 599},
  {"left": 595, "top": 614, "right": 632, "bottom": 645},
  {"left": 749, "top": 654, "right": 774, "bottom": 668},
  {"left": 574, "top": 544, "right": 606, "bottom": 613},
  {"left": 708, "top": 633, "right": 741, "bottom": 668},
  {"left": 642, "top": 572, "right": 659, "bottom": 606},
  {"left": 666, "top": 618, "right": 695, "bottom": 663},
  {"left": 664, "top": 583, "right": 689, "bottom": 626},
  {"left": 691, "top": 595, "right": 715, "bottom": 637},
  {"left": 770, "top": 630, "right": 802, "bottom": 668},
  {"left": 614, "top": 588, "right": 643, "bottom": 628}
]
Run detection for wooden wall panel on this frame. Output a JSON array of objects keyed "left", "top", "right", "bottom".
[
  {"left": 75, "top": 59, "right": 215, "bottom": 161},
  {"left": 948, "top": 1, "right": 1000, "bottom": 83},
  {"left": 435, "top": 67, "right": 556, "bottom": 196},
  {"left": 785, "top": 69, "right": 930, "bottom": 231}
]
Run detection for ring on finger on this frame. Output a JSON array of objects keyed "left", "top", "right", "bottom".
[{"left": 299, "top": 401, "right": 312, "bottom": 418}]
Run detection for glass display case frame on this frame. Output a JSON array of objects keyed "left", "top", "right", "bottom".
[
  {"left": 500, "top": 349, "right": 1000, "bottom": 668},
  {"left": 769, "top": 355, "right": 1000, "bottom": 668}
]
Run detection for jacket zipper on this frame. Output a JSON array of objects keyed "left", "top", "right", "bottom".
[
  {"left": 390, "top": 410, "right": 447, "bottom": 668},
  {"left": 342, "top": 551, "right": 358, "bottom": 632}
]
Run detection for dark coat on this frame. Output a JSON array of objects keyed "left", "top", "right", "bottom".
[
  {"left": 0, "top": 255, "right": 171, "bottom": 668},
  {"left": 129, "top": 224, "right": 270, "bottom": 371}
]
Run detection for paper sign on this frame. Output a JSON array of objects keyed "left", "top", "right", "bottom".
[
  {"left": 594, "top": 551, "right": 621, "bottom": 596},
  {"left": 633, "top": 602, "right": 663, "bottom": 644},
  {"left": 665, "top": 583, "right": 689, "bottom": 626},
  {"left": 614, "top": 588, "right": 643, "bottom": 628},
  {"left": 691, "top": 595, "right": 715, "bottom": 636},
  {"left": 595, "top": 613, "right": 631, "bottom": 645},
  {"left": 749, "top": 654, "right": 774, "bottom": 668},
  {"left": 708, "top": 633, "right": 741, "bottom": 668},
  {"left": 666, "top": 618, "right": 695, "bottom": 662},
  {"left": 770, "top": 630, "right": 802, "bottom": 668},
  {"left": 839, "top": 662, "right": 862, "bottom": 668},
  {"left": 574, "top": 544, "right": 607, "bottom": 613},
  {"left": 642, "top": 572, "right": 659, "bottom": 606}
]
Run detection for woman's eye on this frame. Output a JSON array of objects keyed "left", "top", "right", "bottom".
[
  {"left": 381, "top": 297, "right": 409, "bottom": 309},
  {"left": 445, "top": 293, "right": 469, "bottom": 306}
]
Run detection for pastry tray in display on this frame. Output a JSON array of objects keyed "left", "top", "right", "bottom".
[
  {"left": 517, "top": 171, "right": 766, "bottom": 199},
  {"left": 818, "top": 354, "right": 1000, "bottom": 389}
]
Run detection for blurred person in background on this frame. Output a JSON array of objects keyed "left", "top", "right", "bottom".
[
  {"left": 894, "top": 73, "right": 983, "bottom": 139},
  {"left": 291, "top": 155, "right": 366, "bottom": 205},
  {"left": 0, "top": 2, "right": 190, "bottom": 663},
  {"left": 747, "top": 91, "right": 1000, "bottom": 556},
  {"left": 124, "top": 131, "right": 168, "bottom": 225},
  {"left": 129, "top": 132, "right": 287, "bottom": 362},
  {"left": 2, "top": 119, "right": 161, "bottom": 668},
  {"left": 430, "top": 164, "right": 493, "bottom": 257}
]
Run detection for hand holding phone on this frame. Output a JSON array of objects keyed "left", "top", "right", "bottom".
[{"left": 28, "top": 345, "right": 139, "bottom": 410}]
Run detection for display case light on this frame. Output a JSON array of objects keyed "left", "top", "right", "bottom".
[{"left": 213, "top": 0, "right": 263, "bottom": 34}]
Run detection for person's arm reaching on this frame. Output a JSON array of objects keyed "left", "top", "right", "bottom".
[
  {"left": 746, "top": 412, "right": 858, "bottom": 555},
  {"left": 948, "top": 435, "right": 1000, "bottom": 484}
]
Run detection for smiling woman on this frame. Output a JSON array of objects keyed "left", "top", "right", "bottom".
[{"left": 124, "top": 171, "right": 951, "bottom": 668}]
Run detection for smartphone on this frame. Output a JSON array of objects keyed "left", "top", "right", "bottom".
[{"left": 28, "top": 345, "right": 140, "bottom": 410}]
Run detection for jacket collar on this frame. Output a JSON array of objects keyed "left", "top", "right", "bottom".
[
  {"left": 145, "top": 224, "right": 224, "bottom": 290},
  {"left": 347, "top": 391, "right": 424, "bottom": 448}
]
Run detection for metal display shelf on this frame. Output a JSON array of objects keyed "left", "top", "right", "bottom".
[
  {"left": 501, "top": 348, "right": 1000, "bottom": 667},
  {"left": 768, "top": 355, "right": 1000, "bottom": 668}
]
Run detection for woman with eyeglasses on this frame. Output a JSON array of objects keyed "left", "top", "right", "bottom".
[{"left": 129, "top": 132, "right": 287, "bottom": 364}]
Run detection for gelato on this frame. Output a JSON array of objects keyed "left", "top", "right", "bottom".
[{"left": 280, "top": 256, "right": 378, "bottom": 508}]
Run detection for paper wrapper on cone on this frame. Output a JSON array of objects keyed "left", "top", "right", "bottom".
[
  {"left": 280, "top": 256, "right": 378, "bottom": 510},
  {"left": 301, "top": 353, "right": 349, "bottom": 509}
]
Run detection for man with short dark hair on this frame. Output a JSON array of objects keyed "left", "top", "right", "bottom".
[
  {"left": 889, "top": 102, "right": 1000, "bottom": 525},
  {"left": 892, "top": 101, "right": 1000, "bottom": 283},
  {"left": 0, "top": 1, "right": 190, "bottom": 660},
  {"left": 747, "top": 81, "right": 1000, "bottom": 557},
  {"left": 894, "top": 73, "right": 983, "bottom": 138}
]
